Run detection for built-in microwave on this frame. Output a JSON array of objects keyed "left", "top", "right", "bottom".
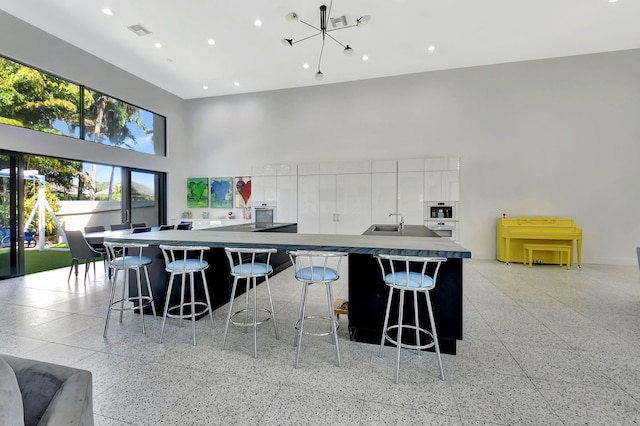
[
  {"left": 425, "top": 220, "right": 459, "bottom": 242},
  {"left": 425, "top": 201, "right": 458, "bottom": 221}
]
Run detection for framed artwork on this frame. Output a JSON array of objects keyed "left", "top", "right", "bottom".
[
  {"left": 234, "top": 176, "right": 252, "bottom": 208},
  {"left": 210, "top": 177, "right": 233, "bottom": 208},
  {"left": 186, "top": 177, "right": 209, "bottom": 208}
]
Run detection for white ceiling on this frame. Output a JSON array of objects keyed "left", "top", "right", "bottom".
[{"left": 1, "top": 0, "right": 639, "bottom": 100}]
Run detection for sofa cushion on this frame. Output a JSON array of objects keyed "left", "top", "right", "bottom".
[
  {"left": 0, "top": 356, "right": 25, "bottom": 426},
  {"left": 37, "top": 371, "right": 93, "bottom": 426}
]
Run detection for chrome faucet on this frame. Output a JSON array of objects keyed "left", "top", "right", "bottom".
[{"left": 389, "top": 213, "right": 404, "bottom": 230}]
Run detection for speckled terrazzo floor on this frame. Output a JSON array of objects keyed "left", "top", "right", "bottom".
[{"left": 1, "top": 259, "right": 640, "bottom": 425}]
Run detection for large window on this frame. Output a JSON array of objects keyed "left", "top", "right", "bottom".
[{"left": 0, "top": 56, "right": 166, "bottom": 156}]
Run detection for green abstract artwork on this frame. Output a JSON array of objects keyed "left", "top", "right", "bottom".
[{"left": 187, "top": 177, "right": 209, "bottom": 208}]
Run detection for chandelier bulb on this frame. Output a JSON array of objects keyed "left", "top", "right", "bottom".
[
  {"left": 285, "top": 12, "right": 299, "bottom": 23},
  {"left": 315, "top": 71, "right": 324, "bottom": 81},
  {"left": 344, "top": 45, "right": 354, "bottom": 56}
]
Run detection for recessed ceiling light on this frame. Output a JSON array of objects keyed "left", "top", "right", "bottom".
[
  {"left": 154, "top": 42, "right": 162, "bottom": 49},
  {"left": 303, "top": 63, "right": 309, "bottom": 69},
  {"left": 207, "top": 39, "right": 215, "bottom": 46},
  {"left": 101, "top": 8, "right": 113, "bottom": 16},
  {"left": 428, "top": 45, "right": 436, "bottom": 52},
  {"left": 254, "top": 19, "right": 262, "bottom": 27},
  {"left": 203, "top": 85, "right": 208, "bottom": 90},
  {"left": 362, "top": 55, "right": 369, "bottom": 61},
  {"left": 608, "top": 0, "right": 618, "bottom": 3},
  {"left": 234, "top": 82, "right": 240, "bottom": 87}
]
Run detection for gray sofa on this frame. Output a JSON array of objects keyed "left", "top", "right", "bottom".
[{"left": 0, "top": 354, "right": 93, "bottom": 426}]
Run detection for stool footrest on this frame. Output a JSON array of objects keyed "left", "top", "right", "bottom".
[
  {"left": 383, "top": 324, "right": 436, "bottom": 351},
  {"left": 295, "top": 315, "right": 338, "bottom": 337},
  {"left": 229, "top": 308, "right": 274, "bottom": 327},
  {"left": 110, "top": 296, "right": 153, "bottom": 312},
  {"left": 166, "top": 302, "right": 211, "bottom": 319}
]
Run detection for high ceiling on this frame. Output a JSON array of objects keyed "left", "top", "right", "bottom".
[{"left": 1, "top": 0, "right": 639, "bottom": 99}]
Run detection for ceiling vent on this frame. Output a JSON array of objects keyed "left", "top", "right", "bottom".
[
  {"left": 330, "top": 16, "right": 348, "bottom": 28},
  {"left": 128, "top": 24, "right": 151, "bottom": 36}
]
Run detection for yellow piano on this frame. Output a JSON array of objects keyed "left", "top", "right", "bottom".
[{"left": 497, "top": 216, "right": 582, "bottom": 267}]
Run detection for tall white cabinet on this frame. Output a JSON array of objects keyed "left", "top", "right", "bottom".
[
  {"left": 251, "top": 163, "right": 298, "bottom": 223},
  {"left": 299, "top": 161, "right": 372, "bottom": 235}
]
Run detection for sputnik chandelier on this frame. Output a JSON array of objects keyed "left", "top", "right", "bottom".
[{"left": 281, "top": 1, "right": 371, "bottom": 81}]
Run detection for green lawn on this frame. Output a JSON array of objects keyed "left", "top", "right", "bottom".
[
  {"left": 0, "top": 244, "right": 76, "bottom": 275},
  {"left": 25, "top": 247, "right": 73, "bottom": 274}
]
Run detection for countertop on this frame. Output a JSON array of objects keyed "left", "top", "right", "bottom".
[
  {"left": 105, "top": 229, "right": 471, "bottom": 258},
  {"left": 361, "top": 224, "right": 440, "bottom": 238},
  {"left": 198, "top": 222, "right": 295, "bottom": 232}
]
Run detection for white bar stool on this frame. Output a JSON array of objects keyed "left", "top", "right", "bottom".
[
  {"left": 159, "top": 245, "right": 214, "bottom": 345},
  {"left": 288, "top": 250, "right": 347, "bottom": 368},
  {"left": 376, "top": 254, "right": 447, "bottom": 383},
  {"left": 103, "top": 242, "right": 157, "bottom": 337},
  {"left": 222, "top": 247, "right": 279, "bottom": 358}
]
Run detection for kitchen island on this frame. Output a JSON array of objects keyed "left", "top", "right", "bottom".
[{"left": 105, "top": 226, "right": 470, "bottom": 354}]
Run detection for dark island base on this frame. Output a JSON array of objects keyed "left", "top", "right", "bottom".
[{"left": 347, "top": 253, "right": 463, "bottom": 355}]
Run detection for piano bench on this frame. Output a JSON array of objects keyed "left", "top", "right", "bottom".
[{"left": 523, "top": 243, "right": 572, "bottom": 270}]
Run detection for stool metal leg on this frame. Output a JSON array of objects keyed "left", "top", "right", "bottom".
[
  {"left": 326, "top": 282, "right": 341, "bottom": 367},
  {"left": 159, "top": 272, "right": 176, "bottom": 343},
  {"left": 379, "top": 286, "right": 394, "bottom": 357},
  {"left": 294, "top": 281, "right": 307, "bottom": 348},
  {"left": 200, "top": 269, "right": 215, "bottom": 333},
  {"left": 119, "top": 269, "right": 127, "bottom": 323},
  {"left": 265, "top": 275, "right": 279, "bottom": 340},
  {"left": 253, "top": 277, "right": 258, "bottom": 358},
  {"left": 103, "top": 269, "right": 119, "bottom": 337},
  {"left": 395, "top": 288, "right": 406, "bottom": 384},
  {"left": 295, "top": 282, "right": 309, "bottom": 368},
  {"left": 413, "top": 290, "right": 421, "bottom": 357},
  {"left": 135, "top": 266, "right": 146, "bottom": 334},
  {"left": 179, "top": 272, "right": 186, "bottom": 328},
  {"left": 142, "top": 265, "right": 157, "bottom": 319},
  {"left": 190, "top": 271, "right": 197, "bottom": 345},
  {"left": 425, "top": 290, "right": 445, "bottom": 380},
  {"left": 222, "top": 276, "right": 239, "bottom": 350}
]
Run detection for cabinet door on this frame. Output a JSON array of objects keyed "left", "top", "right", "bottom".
[
  {"left": 336, "top": 173, "right": 372, "bottom": 235},
  {"left": 276, "top": 175, "right": 297, "bottom": 223},
  {"left": 372, "top": 172, "right": 397, "bottom": 225},
  {"left": 397, "top": 171, "right": 424, "bottom": 225},
  {"left": 319, "top": 174, "right": 337, "bottom": 234},
  {"left": 441, "top": 170, "right": 460, "bottom": 201},
  {"left": 424, "top": 171, "right": 442, "bottom": 202},
  {"left": 297, "top": 175, "right": 320, "bottom": 233}
]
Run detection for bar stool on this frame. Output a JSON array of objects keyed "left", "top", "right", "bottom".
[
  {"left": 222, "top": 247, "right": 279, "bottom": 358},
  {"left": 376, "top": 254, "right": 447, "bottom": 383},
  {"left": 103, "top": 242, "right": 157, "bottom": 337},
  {"left": 159, "top": 245, "right": 214, "bottom": 345},
  {"left": 288, "top": 250, "right": 347, "bottom": 368}
]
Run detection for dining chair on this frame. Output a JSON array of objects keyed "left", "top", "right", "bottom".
[{"left": 65, "top": 230, "right": 102, "bottom": 283}]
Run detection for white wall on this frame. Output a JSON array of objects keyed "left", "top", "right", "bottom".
[
  {"left": 185, "top": 49, "right": 640, "bottom": 265},
  {"left": 2, "top": 10, "right": 639, "bottom": 265},
  {"left": 0, "top": 10, "right": 187, "bottom": 221}
]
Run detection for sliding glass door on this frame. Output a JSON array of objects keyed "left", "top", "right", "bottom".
[
  {"left": 0, "top": 153, "right": 25, "bottom": 279},
  {"left": 123, "top": 169, "right": 166, "bottom": 228}
]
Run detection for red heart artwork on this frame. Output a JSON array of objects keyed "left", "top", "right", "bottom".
[{"left": 236, "top": 179, "right": 252, "bottom": 205}]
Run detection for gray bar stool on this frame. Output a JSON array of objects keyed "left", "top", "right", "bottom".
[
  {"left": 222, "top": 247, "right": 279, "bottom": 358},
  {"left": 159, "top": 245, "right": 214, "bottom": 345},
  {"left": 375, "top": 254, "right": 447, "bottom": 383},
  {"left": 288, "top": 250, "right": 347, "bottom": 368},
  {"left": 103, "top": 242, "right": 157, "bottom": 337}
]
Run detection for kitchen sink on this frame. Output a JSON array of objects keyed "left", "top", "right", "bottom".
[{"left": 372, "top": 224, "right": 401, "bottom": 232}]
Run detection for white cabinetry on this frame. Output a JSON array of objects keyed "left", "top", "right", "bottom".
[
  {"left": 371, "top": 160, "right": 397, "bottom": 225},
  {"left": 251, "top": 163, "right": 297, "bottom": 222},
  {"left": 424, "top": 157, "right": 460, "bottom": 202},
  {"left": 299, "top": 161, "right": 372, "bottom": 235},
  {"left": 397, "top": 159, "right": 424, "bottom": 225}
]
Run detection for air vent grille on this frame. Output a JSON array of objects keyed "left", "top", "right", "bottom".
[{"left": 128, "top": 24, "right": 151, "bottom": 36}]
